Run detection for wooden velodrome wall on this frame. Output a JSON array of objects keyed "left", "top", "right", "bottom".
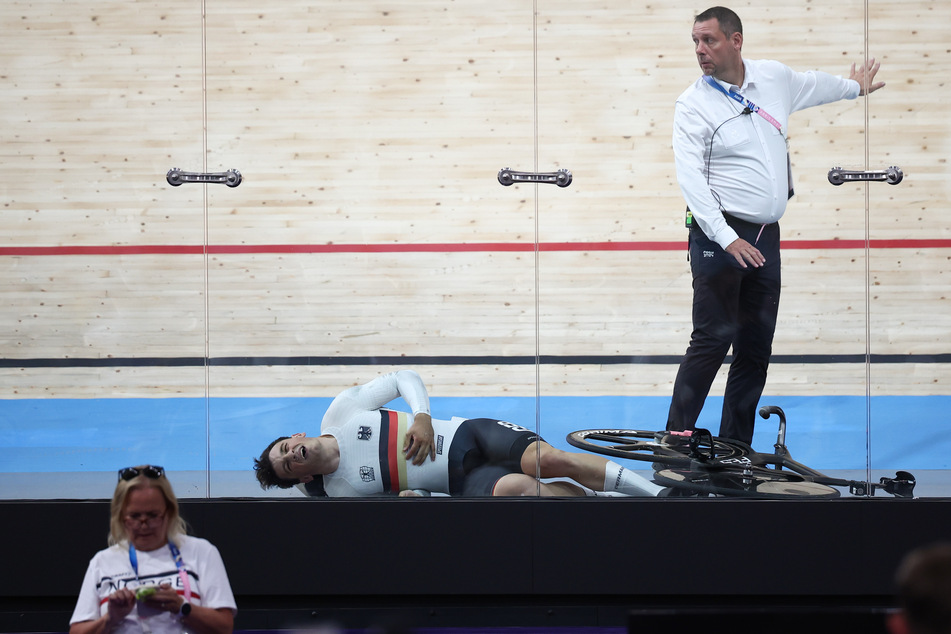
[
  {"left": 1, "top": 0, "right": 948, "bottom": 405},
  {"left": 2, "top": 3, "right": 948, "bottom": 630}
]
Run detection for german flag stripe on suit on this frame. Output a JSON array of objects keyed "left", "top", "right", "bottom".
[{"left": 379, "top": 409, "right": 410, "bottom": 493}]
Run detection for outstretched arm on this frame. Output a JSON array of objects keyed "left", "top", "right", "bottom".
[{"left": 850, "top": 57, "right": 885, "bottom": 96}]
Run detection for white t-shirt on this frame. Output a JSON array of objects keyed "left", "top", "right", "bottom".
[{"left": 70, "top": 535, "right": 237, "bottom": 634}]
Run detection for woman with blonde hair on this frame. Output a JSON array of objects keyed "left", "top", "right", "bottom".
[{"left": 70, "top": 466, "right": 236, "bottom": 634}]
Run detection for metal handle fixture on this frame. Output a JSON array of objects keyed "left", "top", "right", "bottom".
[
  {"left": 167, "top": 168, "right": 242, "bottom": 188},
  {"left": 498, "top": 167, "right": 572, "bottom": 188},
  {"left": 828, "top": 166, "right": 903, "bottom": 186}
]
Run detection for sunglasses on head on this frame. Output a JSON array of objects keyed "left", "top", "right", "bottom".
[{"left": 118, "top": 465, "right": 165, "bottom": 482}]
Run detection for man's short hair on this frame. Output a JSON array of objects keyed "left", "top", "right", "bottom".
[
  {"left": 895, "top": 542, "right": 951, "bottom": 634},
  {"left": 695, "top": 6, "right": 743, "bottom": 37},
  {"left": 253, "top": 436, "right": 300, "bottom": 489}
]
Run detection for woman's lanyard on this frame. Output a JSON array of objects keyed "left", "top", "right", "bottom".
[{"left": 129, "top": 542, "right": 193, "bottom": 605}]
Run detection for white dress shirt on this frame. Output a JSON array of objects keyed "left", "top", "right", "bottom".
[{"left": 673, "top": 58, "right": 859, "bottom": 249}]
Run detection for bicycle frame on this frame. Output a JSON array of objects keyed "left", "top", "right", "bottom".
[
  {"left": 755, "top": 406, "right": 915, "bottom": 497},
  {"left": 566, "top": 405, "right": 916, "bottom": 498}
]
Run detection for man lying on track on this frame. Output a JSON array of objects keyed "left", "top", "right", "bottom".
[{"left": 253, "top": 369, "right": 667, "bottom": 498}]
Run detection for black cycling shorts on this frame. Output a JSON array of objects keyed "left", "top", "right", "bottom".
[{"left": 447, "top": 418, "right": 542, "bottom": 496}]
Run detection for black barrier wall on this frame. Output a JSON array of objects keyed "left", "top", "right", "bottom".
[{"left": 3, "top": 498, "right": 951, "bottom": 632}]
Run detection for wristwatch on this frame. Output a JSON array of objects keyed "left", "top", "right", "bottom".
[{"left": 177, "top": 602, "right": 192, "bottom": 618}]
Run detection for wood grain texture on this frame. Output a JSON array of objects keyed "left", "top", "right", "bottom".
[{"left": 0, "top": 0, "right": 947, "bottom": 400}]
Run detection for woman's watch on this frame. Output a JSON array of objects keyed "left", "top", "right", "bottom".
[{"left": 177, "top": 602, "right": 192, "bottom": 618}]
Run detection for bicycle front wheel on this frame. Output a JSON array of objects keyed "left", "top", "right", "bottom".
[{"left": 566, "top": 429, "right": 749, "bottom": 467}]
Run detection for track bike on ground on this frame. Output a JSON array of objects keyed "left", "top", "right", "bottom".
[{"left": 567, "top": 405, "right": 916, "bottom": 499}]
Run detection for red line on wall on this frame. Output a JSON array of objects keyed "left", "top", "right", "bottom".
[{"left": 0, "top": 239, "right": 949, "bottom": 256}]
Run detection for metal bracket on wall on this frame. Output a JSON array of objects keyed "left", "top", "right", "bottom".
[
  {"left": 498, "top": 167, "right": 572, "bottom": 188},
  {"left": 166, "top": 168, "right": 243, "bottom": 187},
  {"left": 827, "top": 166, "right": 903, "bottom": 186}
]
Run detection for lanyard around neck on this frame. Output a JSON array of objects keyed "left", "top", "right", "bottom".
[
  {"left": 129, "top": 542, "right": 193, "bottom": 604},
  {"left": 703, "top": 74, "right": 784, "bottom": 135}
]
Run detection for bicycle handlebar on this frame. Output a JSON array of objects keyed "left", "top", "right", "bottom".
[
  {"left": 758, "top": 405, "right": 785, "bottom": 422},
  {"left": 759, "top": 405, "right": 788, "bottom": 458}
]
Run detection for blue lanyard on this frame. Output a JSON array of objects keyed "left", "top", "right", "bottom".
[
  {"left": 703, "top": 75, "right": 783, "bottom": 134},
  {"left": 129, "top": 542, "right": 192, "bottom": 603}
]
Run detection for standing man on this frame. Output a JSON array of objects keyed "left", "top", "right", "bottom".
[{"left": 667, "top": 6, "right": 884, "bottom": 444}]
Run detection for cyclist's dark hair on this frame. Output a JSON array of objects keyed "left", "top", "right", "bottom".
[
  {"left": 695, "top": 6, "right": 743, "bottom": 38},
  {"left": 253, "top": 436, "right": 299, "bottom": 489}
]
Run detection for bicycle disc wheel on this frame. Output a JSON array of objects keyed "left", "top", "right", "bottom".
[
  {"left": 653, "top": 466, "right": 841, "bottom": 499},
  {"left": 566, "top": 429, "right": 749, "bottom": 467}
]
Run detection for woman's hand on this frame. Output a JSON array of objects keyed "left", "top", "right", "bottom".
[
  {"left": 143, "top": 582, "right": 183, "bottom": 615},
  {"left": 105, "top": 587, "right": 136, "bottom": 623}
]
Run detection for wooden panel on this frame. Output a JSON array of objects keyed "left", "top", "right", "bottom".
[
  {"left": 1, "top": 255, "right": 206, "bottom": 357},
  {"left": 203, "top": 1, "right": 537, "bottom": 244},
  {"left": 0, "top": 0, "right": 206, "bottom": 246},
  {"left": 0, "top": 0, "right": 948, "bottom": 402}
]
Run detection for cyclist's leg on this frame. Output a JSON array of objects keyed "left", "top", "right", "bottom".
[
  {"left": 461, "top": 463, "right": 585, "bottom": 497},
  {"left": 461, "top": 419, "right": 663, "bottom": 496},
  {"left": 492, "top": 472, "right": 586, "bottom": 497},
  {"left": 522, "top": 441, "right": 664, "bottom": 496},
  {"left": 520, "top": 441, "right": 604, "bottom": 488}
]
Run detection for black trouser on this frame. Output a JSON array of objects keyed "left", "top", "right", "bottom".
[{"left": 666, "top": 215, "right": 781, "bottom": 445}]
